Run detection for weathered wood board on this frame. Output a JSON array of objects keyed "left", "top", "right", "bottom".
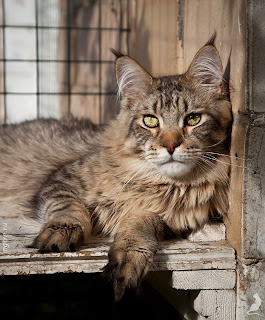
[
  {"left": 0, "top": 217, "right": 235, "bottom": 276},
  {"left": 172, "top": 270, "right": 236, "bottom": 290},
  {"left": 132, "top": 0, "right": 180, "bottom": 76},
  {"left": 0, "top": 235, "right": 235, "bottom": 276},
  {"left": 193, "top": 289, "right": 236, "bottom": 320}
]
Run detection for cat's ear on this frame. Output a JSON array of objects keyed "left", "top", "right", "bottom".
[
  {"left": 112, "top": 50, "right": 153, "bottom": 99},
  {"left": 186, "top": 45, "right": 223, "bottom": 96}
]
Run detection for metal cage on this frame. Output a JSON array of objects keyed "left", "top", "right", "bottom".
[{"left": 0, "top": 0, "right": 131, "bottom": 124}]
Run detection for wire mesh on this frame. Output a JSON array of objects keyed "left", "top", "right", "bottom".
[{"left": 0, "top": 0, "right": 131, "bottom": 124}]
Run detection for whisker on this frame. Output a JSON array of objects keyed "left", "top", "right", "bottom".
[
  {"left": 205, "top": 151, "right": 246, "bottom": 161},
  {"left": 205, "top": 131, "right": 231, "bottom": 148},
  {"left": 203, "top": 154, "right": 245, "bottom": 169},
  {"left": 196, "top": 158, "right": 229, "bottom": 186},
  {"left": 195, "top": 159, "right": 211, "bottom": 173},
  {"left": 200, "top": 158, "right": 217, "bottom": 171}
]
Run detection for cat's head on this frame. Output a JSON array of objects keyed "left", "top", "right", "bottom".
[{"left": 113, "top": 43, "right": 232, "bottom": 182}]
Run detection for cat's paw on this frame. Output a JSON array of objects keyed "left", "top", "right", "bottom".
[
  {"left": 102, "top": 240, "right": 155, "bottom": 301},
  {"left": 32, "top": 216, "right": 85, "bottom": 252}
]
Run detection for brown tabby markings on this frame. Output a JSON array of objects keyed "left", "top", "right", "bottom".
[{"left": 0, "top": 41, "right": 232, "bottom": 300}]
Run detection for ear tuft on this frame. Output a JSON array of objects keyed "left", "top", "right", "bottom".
[
  {"left": 186, "top": 45, "right": 223, "bottom": 96},
  {"left": 205, "top": 32, "right": 217, "bottom": 46},
  {"left": 115, "top": 56, "right": 153, "bottom": 98},
  {"left": 110, "top": 48, "right": 124, "bottom": 59}
]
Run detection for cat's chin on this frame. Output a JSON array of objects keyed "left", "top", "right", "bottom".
[{"left": 157, "top": 160, "right": 194, "bottom": 179}]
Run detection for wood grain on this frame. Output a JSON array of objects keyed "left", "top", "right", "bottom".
[
  {"left": 193, "top": 290, "right": 236, "bottom": 320},
  {"left": 172, "top": 270, "right": 236, "bottom": 290},
  {"left": 0, "top": 216, "right": 235, "bottom": 276}
]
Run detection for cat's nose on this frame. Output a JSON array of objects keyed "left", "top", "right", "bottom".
[{"left": 162, "top": 141, "right": 181, "bottom": 155}]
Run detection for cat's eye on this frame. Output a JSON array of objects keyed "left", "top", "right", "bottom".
[
  {"left": 185, "top": 113, "right": 201, "bottom": 126},
  {"left": 143, "top": 115, "right": 159, "bottom": 128}
]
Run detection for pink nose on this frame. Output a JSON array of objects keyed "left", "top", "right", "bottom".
[{"left": 162, "top": 141, "right": 181, "bottom": 155}]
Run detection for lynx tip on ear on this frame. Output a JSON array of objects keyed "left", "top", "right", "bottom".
[
  {"left": 205, "top": 31, "right": 217, "bottom": 46},
  {"left": 110, "top": 48, "right": 125, "bottom": 59}
]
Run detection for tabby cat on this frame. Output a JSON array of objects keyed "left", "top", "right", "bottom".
[{"left": 0, "top": 39, "right": 232, "bottom": 300}]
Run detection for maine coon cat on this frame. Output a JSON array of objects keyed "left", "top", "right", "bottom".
[{"left": 0, "top": 39, "right": 232, "bottom": 300}]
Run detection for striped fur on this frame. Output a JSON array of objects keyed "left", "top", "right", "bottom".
[{"left": 0, "top": 43, "right": 232, "bottom": 300}]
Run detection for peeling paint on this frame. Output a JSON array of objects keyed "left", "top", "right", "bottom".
[
  {"left": 247, "top": 293, "right": 262, "bottom": 315},
  {"left": 242, "top": 262, "right": 260, "bottom": 281}
]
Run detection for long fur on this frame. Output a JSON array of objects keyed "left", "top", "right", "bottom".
[{"left": 0, "top": 43, "right": 232, "bottom": 300}]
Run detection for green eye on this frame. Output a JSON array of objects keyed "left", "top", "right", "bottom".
[
  {"left": 143, "top": 115, "right": 159, "bottom": 128},
  {"left": 185, "top": 113, "right": 201, "bottom": 126}
]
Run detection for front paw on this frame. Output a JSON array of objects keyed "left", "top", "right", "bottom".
[
  {"left": 102, "top": 240, "right": 155, "bottom": 301},
  {"left": 32, "top": 216, "right": 85, "bottom": 252}
]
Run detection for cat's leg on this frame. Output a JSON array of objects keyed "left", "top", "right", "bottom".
[
  {"left": 103, "top": 211, "right": 164, "bottom": 301},
  {"left": 32, "top": 177, "right": 91, "bottom": 252}
]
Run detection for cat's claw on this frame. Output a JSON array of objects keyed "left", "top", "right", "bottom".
[
  {"left": 31, "top": 217, "right": 84, "bottom": 252},
  {"left": 102, "top": 243, "right": 154, "bottom": 301}
]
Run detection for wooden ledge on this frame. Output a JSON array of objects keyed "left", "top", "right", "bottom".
[
  {"left": 0, "top": 218, "right": 235, "bottom": 276},
  {"left": 0, "top": 238, "right": 235, "bottom": 276}
]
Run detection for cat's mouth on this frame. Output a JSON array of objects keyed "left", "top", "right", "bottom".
[
  {"left": 165, "top": 159, "right": 186, "bottom": 164},
  {"left": 160, "top": 157, "right": 188, "bottom": 166},
  {"left": 156, "top": 157, "right": 194, "bottom": 178}
]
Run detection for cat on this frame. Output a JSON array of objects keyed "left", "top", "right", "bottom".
[{"left": 0, "top": 38, "right": 232, "bottom": 301}]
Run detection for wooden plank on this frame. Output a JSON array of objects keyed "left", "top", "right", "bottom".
[
  {"left": 156, "top": 242, "right": 235, "bottom": 272},
  {"left": 70, "top": 94, "right": 100, "bottom": 124},
  {"left": 193, "top": 290, "right": 236, "bottom": 320},
  {"left": 172, "top": 270, "right": 236, "bottom": 290},
  {"left": 0, "top": 230, "right": 235, "bottom": 275},
  {"left": 188, "top": 222, "right": 225, "bottom": 242},
  {"left": 0, "top": 215, "right": 41, "bottom": 235},
  {"left": 132, "top": 0, "right": 180, "bottom": 76},
  {"left": 0, "top": 217, "right": 234, "bottom": 275}
]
